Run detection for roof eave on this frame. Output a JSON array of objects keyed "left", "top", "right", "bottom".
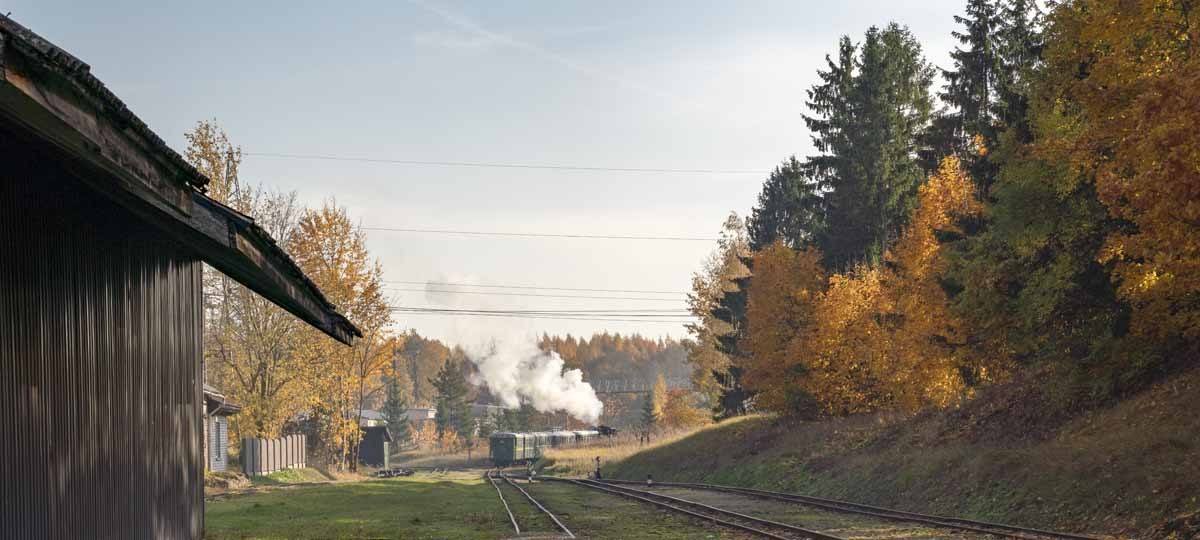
[{"left": 0, "top": 16, "right": 360, "bottom": 344}]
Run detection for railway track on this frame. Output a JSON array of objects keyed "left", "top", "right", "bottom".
[
  {"left": 599, "top": 479, "right": 1101, "bottom": 540},
  {"left": 487, "top": 471, "right": 575, "bottom": 538},
  {"left": 549, "top": 477, "right": 843, "bottom": 540}
]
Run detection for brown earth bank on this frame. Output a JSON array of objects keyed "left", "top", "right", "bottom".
[{"left": 606, "top": 364, "right": 1200, "bottom": 539}]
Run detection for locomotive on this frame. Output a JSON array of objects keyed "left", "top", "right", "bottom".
[{"left": 488, "top": 428, "right": 603, "bottom": 466}]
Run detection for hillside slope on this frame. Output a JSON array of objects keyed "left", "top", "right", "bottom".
[{"left": 607, "top": 367, "right": 1200, "bottom": 538}]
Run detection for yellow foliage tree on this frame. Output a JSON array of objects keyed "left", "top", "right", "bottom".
[
  {"left": 793, "top": 267, "right": 888, "bottom": 415},
  {"left": 290, "top": 201, "right": 393, "bottom": 470},
  {"left": 188, "top": 120, "right": 309, "bottom": 440},
  {"left": 743, "top": 241, "right": 826, "bottom": 414},
  {"left": 659, "top": 389, "right": 710, "bottom": 430},
  {"left": 1043, "top": 0, "right": 1200, "bottom": 340},
  {"left": 744, "top": 158, "right": 985, "bottom": 417},
  {"left": 879, "top": 156, "right": 985, "bottom": 409}
]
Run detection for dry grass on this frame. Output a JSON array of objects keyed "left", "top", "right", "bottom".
[{"left": 541, "top": 423, "right": 723, "bottom": 476}]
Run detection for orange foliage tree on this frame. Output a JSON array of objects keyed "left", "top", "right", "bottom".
[
  {"left": 879, "top": 156, "right": 986, "bottom": 409},
  {"left": 743, "top": 241, "right": 826, "bottom": 415},
  {"left": 744, "top": 157, "right": 985, "bottom": 417},
  {"left": 1042, "top": 0, "right": 1200, "bottom": 341}
]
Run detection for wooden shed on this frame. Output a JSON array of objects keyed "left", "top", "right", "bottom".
[
  {"left": 0, "top": 14, "right": 359, "bottom": 539},
  {"left": 203, "top": 385, "right": 242, "bottom": 473},
  {"left": 358, "top": 425, "right": 394, "bottom": 469}
]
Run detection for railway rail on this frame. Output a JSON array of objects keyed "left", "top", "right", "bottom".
[
  {"left": 599, "top": 479, "right": 1101, "bottom": 540},
  {"left": 546, "top": 477, "right": 843, "bottom": 540},
  {"left": 487, "top": 471, "right": 575, "bottom": 538}
]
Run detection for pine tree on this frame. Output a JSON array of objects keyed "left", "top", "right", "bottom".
[
  {"left": 381, "top": 372, "right": 411, "bottom": 447},
  {"left": 430, "top": 360, "right": 472, "bottom": 441},
  {"left": 747, "top": 156, "right": 824, "bottom": 251},
  {"left": 942, "top": 0, "right": 1000, "bottom": 152},
  {"left": 805, "top": 24, "right": 935, "bottom": 269},
  {"left": 992, "top": 0, "right": 1042, "bottom": 143}
]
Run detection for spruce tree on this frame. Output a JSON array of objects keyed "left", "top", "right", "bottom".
[
  {"left": 806, "top": 24, "right": 934, "bottom": 269},
  {"left": 747, "top": 156, "right": 824, "bottom": 251},
  {"left": 993, "top": 0, "right": 1042, "bottom": 143},
  {"left": 430, "top": 360, "right": 472, "bottom": 441},
  {"left": 381, "top": 373, "right": 411, "bottom": 446}
]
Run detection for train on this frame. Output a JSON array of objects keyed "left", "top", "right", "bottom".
[{"left": 489, "top": 426, "right": 614, "bottom": 466}]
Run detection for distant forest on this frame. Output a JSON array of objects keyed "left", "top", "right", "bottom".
[{"left": 379, "top": 331, "right": 691, "bottom": 428}]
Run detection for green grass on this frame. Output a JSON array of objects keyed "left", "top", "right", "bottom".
[
  {"left": 206, "top": 471, "right": 508, "bottom": 539},
  {"left": 249, "top": 467, "right": 332, "bottom": 486},
  {"left": 206, "top": 471, "right": 753, "bottom": 539}
]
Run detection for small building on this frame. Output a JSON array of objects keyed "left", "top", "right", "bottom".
[
  {"left": 406, "top": 407, "right": 437, "bottom": 422},
  {"left": 358, "top": 408, "right": 388, "bottom": 427},
  {"left": 0, "top": 15, "right": 359, "bottom": 539},
  {"left": 203, "top": 385, "right": 243, "bottom": 473},
  {"left": 358, "top": 425, "right": 393, "bottom": 469},
  {"left": 471, "top": 403, "right": 509, "bottom": 421}
]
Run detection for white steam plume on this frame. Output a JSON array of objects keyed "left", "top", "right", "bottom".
[{"left": 469, "top": 338, "right": 603, "bottom": 425}]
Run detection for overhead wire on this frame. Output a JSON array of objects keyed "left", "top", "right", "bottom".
[
  {"left": 243, "top": 151, "right": 767, "bottom": 175},
  {"left": 361, "top": 226, "right": 717, "bottom": 242},
  {"left": 384, "top": 287, "right": 686, "bottom": 302},
  {"left": 383, "top": 280, "right": 685, "bottom": 295},
  {"left": 389, "top": 306, "right": 696, "bottom": 323}
]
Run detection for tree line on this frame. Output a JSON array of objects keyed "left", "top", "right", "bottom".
[{"left": 689, "top": 0, "right": 1199, "bottom": 419}]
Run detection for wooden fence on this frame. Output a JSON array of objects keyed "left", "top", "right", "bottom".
[{"left": 241, "top": 434, "right": 307, "bottom": 476}]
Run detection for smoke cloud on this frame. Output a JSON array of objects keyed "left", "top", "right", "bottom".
[{"left": 468, "top": 338, "right": 603, "bottom": 424}]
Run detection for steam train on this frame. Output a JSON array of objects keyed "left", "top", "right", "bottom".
[{"left": 489, "top": 426, "right": 616, "bottom": 466}]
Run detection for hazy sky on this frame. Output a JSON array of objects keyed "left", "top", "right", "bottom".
[{"left": 9, "top": 0, "right": 963, "bottom": 347}]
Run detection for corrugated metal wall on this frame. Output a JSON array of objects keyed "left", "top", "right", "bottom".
[{"left": 0, "top": 133, "right": 204, "bottom": 539}]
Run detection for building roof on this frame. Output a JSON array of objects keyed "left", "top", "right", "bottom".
[
  {"left": 202, "top": 385, "right": 242, "bottom": 416},
  {"left": 0, "top": 15, "right": 359, "bottom": 344}
]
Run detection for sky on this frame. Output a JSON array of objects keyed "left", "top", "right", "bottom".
[{"left": 7, "top": 0, "right": 964, "bottom": 348}]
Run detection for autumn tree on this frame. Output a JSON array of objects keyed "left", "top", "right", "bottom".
[
  {"left": 659, "top": 389, "right": 709, "bottom": 430},
  {"left": 641, "top": 375, "right": 667, "bottom": 429},
  {"left": 877, "top": 156, "right": 985, "bottom": 408},
  {"left": 1041, "top": 0, "right": 1200, "bottom": 343},
  {"left": 189, "top": 120, "right": 309, "bottom": 440},
  {"left": 290, "top": 201, "right": 393, "bottom": 470},
  {"left": 742, "top": 241, "right": 826, "bottom": 416}
]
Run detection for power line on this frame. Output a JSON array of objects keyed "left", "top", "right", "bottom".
[
  {"left": 385, "top": 287, "right": 687, "bottom": 302},
  {"left": 390, "top": 307, "right": 689, "bottom": 317},
  {"left": 391, "top": 307, "right": 689, "bottom": 314},
  {"left": 384, "top": 280, "right": 686, "bottom": 295},
  {"left": 244, "top": 151, "right": 766, "bottom": 175},
  {"left": 393, "top": 309, "right": 696, "bottom": 321},
  {"left": 362, "top": 226, "right": 718, "bottom": 242},
  {"left": 389, "top": 306, "right": 696, "bottom": 323}
]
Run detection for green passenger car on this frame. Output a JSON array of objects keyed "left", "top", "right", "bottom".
[{"left": 490, "top": 432, "right": 557, "bottom": 466}]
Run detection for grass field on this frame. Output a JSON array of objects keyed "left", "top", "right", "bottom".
[
  {"left": 204, "top": 469, "right": 751, "bottom": 539},
  {"left": 206, "top": 471, "right": 507, "bottom": 539}
]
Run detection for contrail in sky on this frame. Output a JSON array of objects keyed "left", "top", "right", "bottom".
[{"left": 407, "top": 0, "right": 718, "bottom": 117}]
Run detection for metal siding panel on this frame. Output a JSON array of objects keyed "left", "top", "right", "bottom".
[{"left": 1, "top": 134, "right": 203, "bottom": 539}]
